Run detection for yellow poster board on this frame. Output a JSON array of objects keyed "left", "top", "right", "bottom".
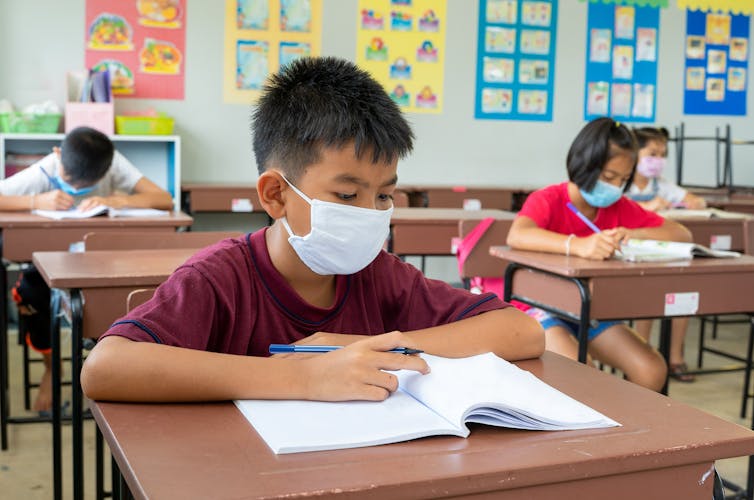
[
  {"left": 356, "top": 0, "right": 447, "bottom": 114},
  {"left": 677, "top": 0, "right": 754, "bottom": 15},
  {"left": 224, "top": 0, "right": 322, "bottom": 104}
]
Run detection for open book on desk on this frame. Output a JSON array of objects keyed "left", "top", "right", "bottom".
[
  {"left": 33, "top": 206, "right": 169, "bottom": 220},
  {"left": 618, "top": 238, "right": 741, "bottom": 263},
  {"left": 234, "top": 353, "right": 619, "bottom": 454},
  {"left": 658, "top": 208, "right": 747, "bottom": 219}
]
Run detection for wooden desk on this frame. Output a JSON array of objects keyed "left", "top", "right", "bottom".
[
  {"left": 91, "top": 352, "right": 754, "bottom": 499},
  {"left": 490, "top": 247, "right": 754, "bottom": 495},
  {"left": 181, "top": 182, "right": 263, "bottom": 213},
  {"left": 661, "top": 212, "right": 753, "bottom": 254},
  {"left": 0, "top": 212, "right": 193, "bottom": 261},
  {"left": 389, "top": 208, "right": 515, "bottom": 256},
  {"left": 32, "top": 248, "right": 198, "bottom": 500},
  {"left": 708, "top": 198, "right": 754, "bottom": 216},
  {"left": 398, "top": 185, "right": 536, "bottom": 211}
]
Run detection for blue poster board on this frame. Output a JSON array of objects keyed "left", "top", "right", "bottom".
[
  {"left": 684, "top": 11, "right": 749, "bottom": 116},
  {"left": 474, "top": 0, "right": 558, "bottom": 121},
  {"left": 584, "top": 4, "right": 659, "bottom": 123}
]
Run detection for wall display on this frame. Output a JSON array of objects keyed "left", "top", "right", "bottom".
[
  {"left": 224, "top": 0, "right": 322, "bottom": 104},
  {"left": 85, "top": 0, "right": 186, "bottom": 99},
  {"left": 356, "top": 0, "right": 447, "bottom": 114},
  {"left": 584, "top": 3, "right": 659, "bottom": 122},
  {"left": 474, "top": 0, "right": 558, "bottom": 121},
  {"left": 683, "top": 10, "right": 749, "bottom": 116}
]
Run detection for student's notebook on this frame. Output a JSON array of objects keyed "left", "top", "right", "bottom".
[
  {"left": 658, "top": 208, "right": 747, "bottom": 220},
  {"left": 234, "top": 353, "right": 620, "bottom": 454},
  {"left": 33, "top": 207, "right": 169, "bottom": 220},
  {"left": 618, "top": 238, "right": 741, "bottom": 263}
]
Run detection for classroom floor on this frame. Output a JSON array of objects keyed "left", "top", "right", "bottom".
[{"left": 0, "top": 317, "right": 753, "bottom": 499}]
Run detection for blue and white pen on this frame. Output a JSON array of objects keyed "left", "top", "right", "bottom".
[
  {"left": 566, "top": 202, "right": 601, "bottom": 234},
  {"left": 269, "top": 344, "right": 424, "bottom": 355}
]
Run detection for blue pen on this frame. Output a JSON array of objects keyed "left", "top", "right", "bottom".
[
  {"left": 269, "top": 344, "right": 424, "bottom": 355},
  {"left": 566, "top": 202, "right": 601, "bottom": 234}
]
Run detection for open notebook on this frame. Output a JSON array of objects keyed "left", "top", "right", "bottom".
[
  {"left": 618, "top": 238, "right": 741, "bottom": 263},
  {"left": 234, "top": 353, "right": 619, "bottom": 454},
  {"left": 658, "top": 208, "right": 747, "bottom": 220},
  {"left": 33, "top": 206, "right": 169, "bottom": 220}
]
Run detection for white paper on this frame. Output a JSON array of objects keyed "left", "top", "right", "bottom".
[{"left": 665, "top": 292, "right": 699, "bottom": 316}]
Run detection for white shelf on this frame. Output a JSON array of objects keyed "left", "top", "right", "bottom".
[{"left": 0, "top": 134, "right": 182, "bottom": 210}]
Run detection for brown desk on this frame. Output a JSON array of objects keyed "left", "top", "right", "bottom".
[
  {"left": 708, "top": 198, "right": 754, "bottom": 216},
  {"left": 92, "top": 351, "right": 754, "bottom": 499},
  {"left": 490, "top": 247, "right": 754, "bottom": 495},
  {"left": 661, "top": 212, "right": 753, "bottom": 254},
  {"left": 181, "top": 182, "right": 263, "bottom": 213},
  {"left": 389, "top": 208, "right": 515, "bottom": 256},
  {"left": 398, "top": 185, "right": 537, "bottom": 211},
  {"left": 32, "top": 248, "right": 198, "bottom": 500}
]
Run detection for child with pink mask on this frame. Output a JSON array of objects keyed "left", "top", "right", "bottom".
[
  {"left": 628, "top": 126, "right": 705, "bottom": 382},
  {"left": 627, "top": 127, "right": 706, "bottom": 211}
]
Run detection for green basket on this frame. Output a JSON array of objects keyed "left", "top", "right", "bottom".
[
  {"left": 115, "top": 115, "right": 175, "bottom": 135},
  {"left": 0, "top": 113, "right": 62, "bottom": 133}
]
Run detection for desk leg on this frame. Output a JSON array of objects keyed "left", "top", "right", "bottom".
[
  {"left": 0, "top": 261, "right": 8, "bottom": 450},
  {"left": 659, "top": 319, "right": 671, "bottom": 396},
  {"left": 576, "top": 289, "right": 591, "bottom": 365},
  {"left": 71, "top": 289, "right": 84, "bottom": 500},
  {"left": 111, "top": 456, "right": 121, "bottom": 500},
  {"left": 51, "top": 290, "right": 62, "bottom": 500},
  {"left": 748, "top": 316, "right": 754, "bottom": 500},
  {"left": 96, "top": 425, "right": 104, "bottom": 500}
]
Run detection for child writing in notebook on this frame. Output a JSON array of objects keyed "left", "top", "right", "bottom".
[
  {"left": 627, "top": 126, "right": 705, "bottom": 382},
  {"left": 506, "top": 117, "right": 692, "bottom": 392},
  {"left": 80, "top": 57, "right": 545, "bottom": 403},
  {"left": 627, "top": 126, "right": 706, "bottom": 211},
  {"left": 0, "top": 126, "right": 173, "bottom": 413}
]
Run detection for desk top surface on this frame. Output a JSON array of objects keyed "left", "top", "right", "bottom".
[
  {"left": 490, "top": 246, "right": 754, "bottom": 277},
  {"left": 32, "top": 248, "right": 197, "bottom": 288},
  {"left": 92, "top": 351, "right": 754, "bottom": 499},
  {"left": 392, "top": 207, "right": 515, "bottom": 222},
  {"left": 0, "top": 212, "right": 193, "bottom": 228}
]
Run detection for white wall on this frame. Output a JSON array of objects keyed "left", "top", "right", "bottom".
[{"left": 1, "top": 1, "right": 753, "bottom": 188}]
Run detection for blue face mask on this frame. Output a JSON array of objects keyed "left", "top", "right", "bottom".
[
  {"left": 40, "top": 165, "right": 97, "bottom": 196},
  {"left": 579, "top": 180, "right": 625, "bottom": 208}
]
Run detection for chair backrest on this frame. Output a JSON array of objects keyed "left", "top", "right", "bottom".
[
  {"left": 457, "top": 219, "right": 513, "bottom": 279},
  {"left": 84, "top": 231, "right": 243, "bottom": 251},
  {"left": 127, "top": 288, "right": 156, "bottom": 312}
]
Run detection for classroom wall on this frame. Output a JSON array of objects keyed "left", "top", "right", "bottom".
[{"left": 1, "top": 1, "right": 753, "bottom": 188}]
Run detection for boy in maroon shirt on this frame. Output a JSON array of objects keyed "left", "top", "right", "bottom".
[{"left": 81, "top": 57, "right": 544, "bottom": 403}]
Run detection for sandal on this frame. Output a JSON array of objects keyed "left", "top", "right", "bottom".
[{"left": 669, "top": 363, "right": 695, "bottom": 383}]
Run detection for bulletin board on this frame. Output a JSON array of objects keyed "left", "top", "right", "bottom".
[
  {"left": 583, "top": 4, "right": 659, "bottom": 123},
  {"left": 474, "top": 0, "right": 559, "bottom": 121},
  {"left": 223, "top": 0, "right": 323, "bottom": 104},
  {"left": 85, "top": 0, "right": 186, "bottom": 99},
  {"left": 356, "top": 0, "right": 447, "bottom": 114},
  {"left": 683, "top": 11, "right": 749, "bottom": 116}
]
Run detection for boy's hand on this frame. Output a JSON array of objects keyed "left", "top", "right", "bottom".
[
  {"left": 36, "top": 190, "right": 74, "bottom": 210},
  {"left": 77, "top": 196, "right": 108, "bottom": 211},
  {"left": 301, "top": 331, "right": 429, "bottom": 402},
  {"left": 573, "top": 232, "right": 621, "bottom": 260}
]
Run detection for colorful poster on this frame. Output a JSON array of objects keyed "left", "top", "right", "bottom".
[
  {"left": 584, "top": 4, "right": 659, "bottom": 123},
  {"left": 224, "top": 0, "right": 322, "bottom": 104},
  {"left": 356, "top": 0, "right": 447, "bottom": 114},
  {"left": 475, "top": 0, "right": 558, "bottom": 121},
  {"left": 85, "top": 0, "right": 186, "bottom": 99},
  {"left": 684, "top": 11, "right": 749, "bottom": 115}
]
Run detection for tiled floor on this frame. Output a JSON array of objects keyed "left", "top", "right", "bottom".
[{"left": 1, "top": 317, "right": 753, "bottom": 499}]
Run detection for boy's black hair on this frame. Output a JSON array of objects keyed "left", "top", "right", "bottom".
[
  {"left": 566, "top": 117, "right": 637, "bottom": 193},
  {"left": 633, "top": 126, "right": 670, "bottom": 149},
  {"left": 60, "top": 127, "right": 115, "bottom": 185},
  {"left": 252, "top": 56, "right": 414, "bottom": 181}
]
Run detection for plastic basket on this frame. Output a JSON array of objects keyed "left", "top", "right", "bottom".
[
  {"left": 0, "top": 113, "right": 62, "bottom": 133},
  {"left": 115, "top": 115, "right": 174, "bottom": 135}
]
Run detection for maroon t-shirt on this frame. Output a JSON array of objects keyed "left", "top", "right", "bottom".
[{"left": 103, "top": 228, "right": 509, "bottom": 356}]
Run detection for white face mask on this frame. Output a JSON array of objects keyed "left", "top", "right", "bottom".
[{"left": 280, "top": 176, "right": 394, "bottom": 275}]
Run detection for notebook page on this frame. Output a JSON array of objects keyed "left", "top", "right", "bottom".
[
  {"left": 397, "top": 353, "right": 619, "bottom": 431},
  {"left": 234, "top": 388, "right": 465, "bottom": 454}
]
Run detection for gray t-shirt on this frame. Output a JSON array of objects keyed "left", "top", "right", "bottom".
[{"left": 0, "top": 151, "right": 143, "bottom": 201}]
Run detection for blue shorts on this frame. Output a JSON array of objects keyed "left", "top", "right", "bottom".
[{"left": 525, "top": 307, "right": 623, "bottom": 341}]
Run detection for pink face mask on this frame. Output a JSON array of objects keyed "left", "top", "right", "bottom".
[{"left": 636, "top": 156, "right": 666, "bottom": 178}]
